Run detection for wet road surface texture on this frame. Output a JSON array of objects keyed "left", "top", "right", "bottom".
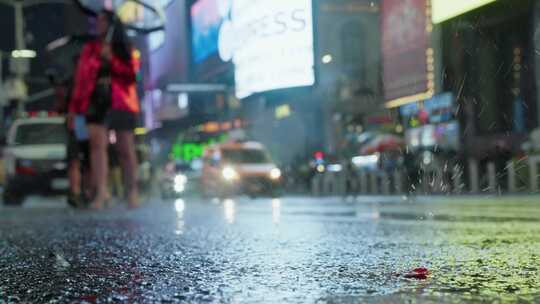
[{"left": 1, "top": 195, "right": 540, "bottom": 303}]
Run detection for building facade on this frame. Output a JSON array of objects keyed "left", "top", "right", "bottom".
[{"left": 438, "top": 0, "right": 537, "bottom": 159}]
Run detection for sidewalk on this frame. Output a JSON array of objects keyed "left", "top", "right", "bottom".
[{"left": 304, "top": 193, "right": 540, "bottom": 205}]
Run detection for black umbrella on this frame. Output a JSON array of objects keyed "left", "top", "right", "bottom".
[{"left": 45, "top": 34, "right": 95, "bottom": 84}]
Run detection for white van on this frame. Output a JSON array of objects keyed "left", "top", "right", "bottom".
[{"left": 2, "top": 116, "right": 68, "bottom": 206}]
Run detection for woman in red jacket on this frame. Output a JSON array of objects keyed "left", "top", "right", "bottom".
[{"left": 70, "top": 10, "right": 140, "bottom": 209}]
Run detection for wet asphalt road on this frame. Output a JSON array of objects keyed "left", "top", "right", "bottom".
[{"left": 1, "top": 195, "right": 540, "bottom": 303}]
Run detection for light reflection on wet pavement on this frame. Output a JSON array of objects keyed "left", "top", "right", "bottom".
[{"left": 1, "top": 195, "right": 540, "bottom": 303}]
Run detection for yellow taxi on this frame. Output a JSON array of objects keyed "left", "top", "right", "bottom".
[{"left": 201, "top": 141, "right": 282, "bottom": 198}]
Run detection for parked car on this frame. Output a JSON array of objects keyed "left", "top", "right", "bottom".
[{"left": 2, "top": 115, "right": 68, "bottom": 206}]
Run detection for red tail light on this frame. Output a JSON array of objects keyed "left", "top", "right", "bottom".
[{"left": 16, "top": 165, "right": 37, "bottom": 176}]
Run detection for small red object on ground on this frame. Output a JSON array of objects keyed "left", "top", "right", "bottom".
[{"left": 403, "top": 267, "right": 430, "bottom": 280}]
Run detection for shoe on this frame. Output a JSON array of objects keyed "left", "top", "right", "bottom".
[
  {"left": 67, "top": 193, "right": 84, "bottom": 209},
  {"left": 127, "top": 190, "right": 140, "bottom": 209},
  {"left": 104, "top": 193, "right": 113, "bottom": 209},
  {"left": 89, "top": 193, "right": 110, "bottom": 211}
]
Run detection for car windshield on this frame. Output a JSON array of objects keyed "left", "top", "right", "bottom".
[
  {"left": 222, "top": 149, "right": 270, "bottom": 164},
  {"left": 14, "top": 123, "right": 67, "bottom": 145},
  {"left": 175, "top": 163, "right": 193, "bottom": 172}
]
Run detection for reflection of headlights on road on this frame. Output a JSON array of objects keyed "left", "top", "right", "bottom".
[
  {"left": 269, "top": 168, "right": 282, "bottom": 180},
  {"left": 174, "top": 174, "right": 187, "bottom": 193},
  {"left": 175, "top": 199, "right": 185, "bottom": 213},
  {"left": 222, "top": 167, "right": 239, "bottom": 181},
  {"left": 174, "top": 184, "right": 185, "bottom": 193}
]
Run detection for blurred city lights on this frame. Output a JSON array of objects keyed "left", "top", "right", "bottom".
[
  {"left": 224, "top": 199, "right": 236, "bottom": 224},
  {"left": 322, "top": 54, "right": 333, "bottom": 64},
  {"left": 11, "top": 49, "right": 36, "bottom": 58},
  {"left": 177, "top": 93, "right": 189, "bottom": 109},
  {"left": 272, "top": 199, "right": 281, "bottom": 224},
  {"left": 175, "top": 199, "right": 186, "bottom": 235},
  {"left": 270, "top": 168, "right": 282, "bottom": 180},
  {"left": 352, "top": 154, "right": 380, "bottom": 167},
  {"left": 327, "top": 164, "right": 343, "bottom": 172},
  {"left": 175, "top": 199, "right": 186, "bottom": 214}
]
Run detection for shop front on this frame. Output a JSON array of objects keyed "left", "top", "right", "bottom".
[{"left": 438, "top": 0, "right": 536, "bottom": 158}]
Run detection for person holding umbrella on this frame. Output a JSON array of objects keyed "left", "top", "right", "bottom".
[{"left": 69, "top": 9, "right": 140, "bottom": 209}]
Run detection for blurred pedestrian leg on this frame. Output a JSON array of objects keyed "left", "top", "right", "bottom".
[
  {"left": 116, "top": 130, "right": 139, "bottom": 208},
  {"left": 109, "top": 165, "right": 124, "bottom": 200},
  {"left": 89, "top": 124, "right": 109, "bottom": 209},
  {"left": 108, "top": 142, "right": 124, "bottom": 201}
]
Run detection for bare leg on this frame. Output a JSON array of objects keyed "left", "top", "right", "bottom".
[
  {"left": 88, "top": 124, "right": 109, "bottom": 209},
  {"left": 116, "top": 130, "right": 139, "bottom": 208},
  {"left": 68, "top": 159, "right": 81, "bottom": 195},
  {"left": 83, "top": 164, "right": 93, "bottom": 201},
  {"left": 112, "top": 166, "right": 124, "bottom": 199},
  {"left": 67, "top": 158, "right": 83, "bottom": 207}
]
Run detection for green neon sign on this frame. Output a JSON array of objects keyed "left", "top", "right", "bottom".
[{"left": 170, "top": 135, "right": 228, "bottom": 162}]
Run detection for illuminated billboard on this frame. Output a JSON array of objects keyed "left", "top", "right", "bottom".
[
  {"left": 382, "top": 0, "right": 428, "bottom": 103},
  {"left": 221, "top": 0, "right": 315, "bottom": 98},
  {"left": 432, "top": 0, "right": 497, "bottom": 24},
  {"left": 190, "top": 0, "right": 227, "bottom": 63}
]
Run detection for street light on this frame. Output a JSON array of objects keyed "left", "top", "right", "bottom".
[
  {"left": 322, "top": 54, "right": 333, "bottom": 64},
  {"left": 0, "top": 50, "right": 31, "bottom": 123},
  {"left": 0, "top": 0, "right": 72, "bottom": 115},
  {"left": 11, "top": 50, "right": 37, "bottom": 59}
]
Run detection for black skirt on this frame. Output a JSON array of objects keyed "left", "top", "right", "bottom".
[
  {"left": 86, "top": 81, "right": 111, "bottom": 125},
  {"left": 107, "top": 110, "right": 137, "bottom": 131}
]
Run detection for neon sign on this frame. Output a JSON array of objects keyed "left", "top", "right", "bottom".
[{"left": 170, "top": 135, "right": 228, "bottom": 161}]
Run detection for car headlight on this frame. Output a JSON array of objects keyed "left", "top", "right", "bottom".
[
  {"left": 174, "top": 174, "right": 187, "bottom": 186},
  {"left": 222, "top": 166, "right": 239, "bottom": 181},
  {"left": 270, "top": 168, "right": 282, "bottom": 180}
]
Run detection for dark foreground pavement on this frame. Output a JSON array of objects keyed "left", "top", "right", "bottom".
[{"left": 1, "top": 195, "right": 540, "bottom": 303}]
